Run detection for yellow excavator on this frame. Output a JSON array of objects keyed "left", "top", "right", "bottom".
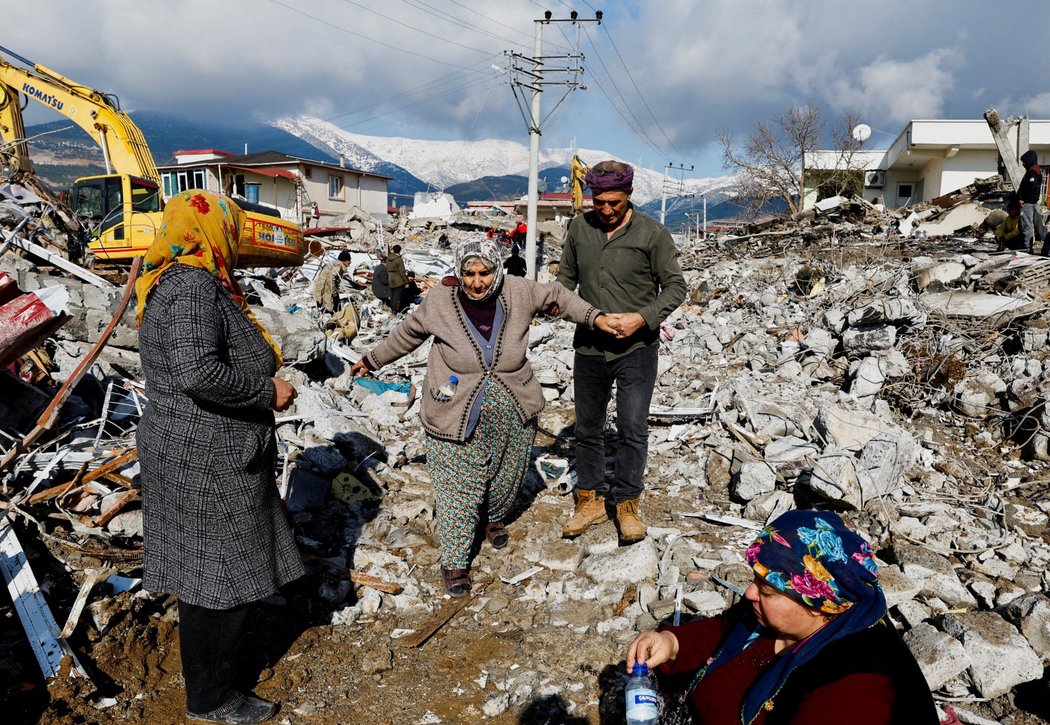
[{"left": 0, "top": 45, "right": 304, "bottom": 267}]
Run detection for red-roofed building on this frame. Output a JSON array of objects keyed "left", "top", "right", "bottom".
[{"left": 158, "top": 150, "right": 391, "bottom": 226}]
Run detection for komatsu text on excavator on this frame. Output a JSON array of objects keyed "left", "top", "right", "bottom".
[{"left": 0, "top": 44, "right": 305, "bottom": 267}]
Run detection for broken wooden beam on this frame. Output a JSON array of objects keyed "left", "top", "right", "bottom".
[
  {"left": 400, "top": 578, "right": 491, "bottom": 648},
  {"left": 307, "top": 556, "right": 403, "bottom": 594}
]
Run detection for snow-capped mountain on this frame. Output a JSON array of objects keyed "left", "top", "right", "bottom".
[{"left": 274, "top": 116, "right": 736, "bottom": 205}]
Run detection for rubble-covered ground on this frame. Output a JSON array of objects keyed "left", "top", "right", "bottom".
[{"left": 4, "top": 181, "right": 1050, "bottom": 724}]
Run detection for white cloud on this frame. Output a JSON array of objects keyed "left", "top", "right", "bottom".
[{"left": 829, "top": 49, "right": 962, "bottom": 123}]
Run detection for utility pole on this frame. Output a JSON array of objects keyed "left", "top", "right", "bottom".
[
  {"left": 506, "top": 10, "right": 602, "bottom": 278},
  {"left": 702, "top": 193, "right": 707, "bottom": 239},
  {"left": 659, "top": 162, "right": 693, "bottom": 226}
]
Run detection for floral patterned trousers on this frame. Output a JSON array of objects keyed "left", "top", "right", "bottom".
[{"left": 427, "top": 383, "right": 536, "bottom": 569}]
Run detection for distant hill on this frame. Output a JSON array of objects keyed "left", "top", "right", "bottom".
[
  {"left": 445, "top": 167, "right": 573, "bottom": 202},
  {"left": 21, "top": 111, "right": 430, "bottom": 200}
]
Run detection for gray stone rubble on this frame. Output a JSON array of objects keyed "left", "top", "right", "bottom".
[{"left": 4, "top": 182, "right": 1050, "bottom": 722}]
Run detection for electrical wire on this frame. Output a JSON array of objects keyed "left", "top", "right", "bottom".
[
  {"left": 336, "top": 0, "right": 496, "bottom": 55},
  {"left": 599, "top": 22, "right": 685, "bottom": 160},
  {"left": 268, "top": 0, "right": 486, "bottom": 69},
  {"left": 580, "top": 25, "right": 669, "bottom": 158}
]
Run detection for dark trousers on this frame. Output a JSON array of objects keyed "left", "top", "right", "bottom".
[
  {"left": 390, "top": 285, "right": 405, "bottom": 312},
  {"left": 178, "top": 600, "right": 250, "bottom": 714},
  {"left": 573, "top": 344, "right": 659, "bottom": 502},
  {"left": 1020, "top": 203, "right": 1047, "bottom": 253}
]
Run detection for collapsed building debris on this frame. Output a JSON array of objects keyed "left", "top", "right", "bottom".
[{"left": 3, "top": 173, "right": 1050, "bottom": 723}]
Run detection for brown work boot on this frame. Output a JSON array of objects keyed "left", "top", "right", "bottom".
[
  {"left": 615, "top": 498, "right": 647, "bottom": 543},
  {"left": 561, "top": 489, "right": 608, "bottom": 538}
]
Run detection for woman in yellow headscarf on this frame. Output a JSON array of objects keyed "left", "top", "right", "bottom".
[{"left": 136, "top": 190, "right": 302, "bottom": 724}]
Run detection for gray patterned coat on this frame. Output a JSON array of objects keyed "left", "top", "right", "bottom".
[{"left": 137, "top": 265, "right": 304, "bottom": 609}]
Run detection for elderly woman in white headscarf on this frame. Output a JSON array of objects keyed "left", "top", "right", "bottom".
[{"left": 351, "top": 235, "right": 619, "bottom": 596}]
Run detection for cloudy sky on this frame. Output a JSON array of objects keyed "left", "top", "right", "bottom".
[{"left": 6, "top": 0, "right": 1047, "bottom": 176}]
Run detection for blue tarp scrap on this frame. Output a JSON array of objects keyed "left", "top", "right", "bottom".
[{"left": 352, "top": 376, "right": 413, "bottom": 396}]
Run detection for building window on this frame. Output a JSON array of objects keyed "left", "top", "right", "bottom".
[
  {"left": 304, "top": 168, "right": 312, "bottom": 180},
  {"left": 897, "top": 183, "right": 913, "bottom": 207},
  {"left": 246, "top": 183, "right": 261, "bottom": 204},
  {"left": 162, "top": 173, "right": 175, "bottom": 198},
  {"left": 328, "top": 174, "right": 343, "bottom": 199}
]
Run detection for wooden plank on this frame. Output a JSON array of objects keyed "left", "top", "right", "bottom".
[
  {"left": 307, "top": 556, "right": 403, "bottom": 594},
  {"left": 0, "top": 514, "right": 90, "bottom": 681},
  {"left": 400, "top": 578, "right": 492, "bottom": 648},
  {"left": 58, "top": 568, "right": 108, "bottom": 639},
  {"left": 87, "top": 488, "right": 138, "bottom": 529}
]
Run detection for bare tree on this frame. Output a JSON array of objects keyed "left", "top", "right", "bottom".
[
  {"left": 822, "top": 109, "right": 865, "bottom": 199},
  {"left": 718, "top": 104, "right": 823, "bottom": 217}
]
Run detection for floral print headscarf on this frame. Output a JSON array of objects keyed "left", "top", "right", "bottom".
[
  {"left": 454, "top": 234, "right": 505, "bottom": 303},
  {"left": 747, "top": 510, "right": 880, "bottom": 615},
  {"left": 134, "top": 189, "right": 282, "bottom": 365},
  {"left": 700, "top": 510, "right": 887, "bottom": 725}
]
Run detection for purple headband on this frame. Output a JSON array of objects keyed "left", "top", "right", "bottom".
[{"left": 585, "top": 165, "right": 634, "bottom": 193}]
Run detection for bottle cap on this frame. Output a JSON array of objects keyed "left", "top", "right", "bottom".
[
  {"left": 449, "top": 375, "right": 459, "bottom": 383},
  {"left": 632, "top": 663, "right": 649, "bottom": 676}
]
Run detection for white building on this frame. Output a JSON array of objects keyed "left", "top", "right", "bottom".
[{"left": 805, "top": 119, "right": 1050, "bottom": 210}]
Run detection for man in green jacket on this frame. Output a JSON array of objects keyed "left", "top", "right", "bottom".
[{"left": 557, "top": 160, "right": 687, "bottom": 543}]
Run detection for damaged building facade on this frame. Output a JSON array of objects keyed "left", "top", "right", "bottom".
[{"left": 806, "top": 117, "right": 1050, "bottom": 210}]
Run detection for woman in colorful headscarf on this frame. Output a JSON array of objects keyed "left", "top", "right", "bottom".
[
  {"left": 626, "top": 510, "right": 938, "bottom": 724},
  {"left": 350, "top": 235, "right": 619, "bottom": 596},
  {"left": 136, "top": 190, "right": 304, "bottom": 725}
]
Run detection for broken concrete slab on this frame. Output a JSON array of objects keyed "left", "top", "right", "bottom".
[
  {"left": 940, "top": 611, "right": 1043, "bottom": 699},
  {"left": 903, "top": 622, "right": 971, "bottom": 690}
]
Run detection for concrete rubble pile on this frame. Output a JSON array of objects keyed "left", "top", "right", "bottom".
[{"left": 3, "top": 176, "right": 1050, "bottom": 723}]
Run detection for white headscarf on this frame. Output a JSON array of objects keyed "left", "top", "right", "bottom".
[{"left": 454, "top": 234, "right": 505, "bottom": 303}]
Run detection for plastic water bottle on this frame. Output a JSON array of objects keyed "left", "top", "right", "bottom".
[
  {"left": 436, "top": 375, "right": 458, "bottom": 399},
  {"left": 625, "top": 663, "right": 659, "bottom": 725}
]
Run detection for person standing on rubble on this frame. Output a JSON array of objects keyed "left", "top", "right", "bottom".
[
  {"left": 1018, "top": 150, "right": 1047, "bottom": 253},
  {"left": 556, "top": 160, "right": 686, "bottom": 543},
  {"left": 349, "top": 235, "right": 620, "bottom": 596},
  {"left": 313, "top": 250, "right": 352, "bottom": 314},
  {"left": 371, "top": 252, "right": 392, "bottom": 308},
  {"left": 504, "top": 244, "right": 528, "bottom": 277},
  {"left": 135, "top": 190, "right": 304, "bottom": 725},
  {"left": 386, "top": 243, "right": 408, "bottom": 312},
  {"left": 310, "top": 201, "right": 320, "bottom": 228}
]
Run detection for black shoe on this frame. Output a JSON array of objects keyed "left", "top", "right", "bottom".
[{"left": 187, "top": 693, "right": 277, "bottom": 724}]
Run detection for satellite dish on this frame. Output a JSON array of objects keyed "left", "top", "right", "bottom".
[
  {"left": 537, "top": 179, "right": 548, "bottom": 192},
  {"left": 851, "top": 124, "right": 872, "bottom": 142},
  {"left": 560, "top": 176, "right": 569, "bottom": 184}
]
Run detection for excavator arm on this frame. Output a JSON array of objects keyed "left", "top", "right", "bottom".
[{"left": 0, "top": 44, "right": 158, "bottom": 182}]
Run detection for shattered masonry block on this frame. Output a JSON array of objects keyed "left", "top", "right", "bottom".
[
  {"left": 903, "top": 622, "right": 971, "bottom": 690},
  {"left": 802, "top": 449, "right": 862, "bottom": 510},
  {"left": 814, "top": 404, "right": 887, "bottom": 451},
  {"left": 731, "top": 458, "right": 776, "bottom": 502},
  {"left": 842, "top": 324, "right": 896, "bottom": 357},
  {"left": 940, "top": 611, "right": 1043, "bottom": 699}
]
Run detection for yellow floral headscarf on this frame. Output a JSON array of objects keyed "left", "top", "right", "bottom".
[{"left": 134, "top": 190, "right": 283, "bottom": 366}]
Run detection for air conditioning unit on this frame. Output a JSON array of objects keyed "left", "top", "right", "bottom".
[{"left": 864, "top": 170, "right": 887, "bottom": 188}]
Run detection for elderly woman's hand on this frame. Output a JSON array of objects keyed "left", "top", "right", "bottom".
[
  {"left": 595, "top": 313, "right": 622, "bottom": 336},
  {"left": 271, "top": 377, "right": 297, "bottom": 412},
  {"left": 349, "top": 360, "right": 370, "bottom": 378},
  {"left": 626, "top": 630, "right": 679, "bottom": 672}
]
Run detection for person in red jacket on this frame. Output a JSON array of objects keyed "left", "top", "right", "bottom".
[{"left": 627, "top": 510, "right": 938, "bottom": 724}]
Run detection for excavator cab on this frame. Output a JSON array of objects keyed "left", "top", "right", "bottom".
[{"left": 71, "top": 174, "right": 162, "bottom": 261}]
